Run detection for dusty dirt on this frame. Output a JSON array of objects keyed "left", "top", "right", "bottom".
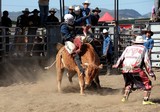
[{"left": 0, "top": 63, "right": 160, "bottom": 112}]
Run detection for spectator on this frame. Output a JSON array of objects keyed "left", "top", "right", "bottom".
[
  {"left": 90, "top": 7, "right": 101, "bottom": 33},
  {"left": 81, "top": 0, "right": 91, "bottom": 25},
  {"left": 151, "top": 5, "right": 156, "bottom": 21},
  {"left": 143, "top": 30, "right": 154, "bottom": 59},
  {"left": 81, "top": 0, "right": 92, "bottom": 36},
  {"left": 1, "top": 10, "right": 12, "bottom": 53},
  {"left": 16, "top": 8, "right": 30, "bottom": 28},
  {"left": 74, "top": 6, "right": 83, "bottom": 34},
  {"left": 154, "top": 0, "right": 160, "bottom": 21},
  {"left": 38, "top": 0, "right": 49, "bottom": 26},
  {"left": 108, "top": 21, "right": 121, "bottom": 40},
  {"left": 32, "top": 36, "right": 45, "bottom": 68},
  {"left": 47, "top": 8, "right": 59, "bottom": 24},
  {"left": 91, "top": 7, "right": 101, "bottom": 26},
  {"left": 74, "top": 6, "right": 82, "bottom": 20},
  {"left": 113, "top": 35, "right": 156, "bottom": 105},
  {"left": 102, "top": 29, "right": 113, "bottom": 75},
  {"left": 32, "top": 36, "right": 45, "bottom": 56},
  {"left": 68, "top": 6, "right": 75, "bottom": 17},
  {"left": 14, "top": 8, "right": 30, "bottom": 56},
  {"left": 27, "top": 9, "right": 41, "bottom": 56}
]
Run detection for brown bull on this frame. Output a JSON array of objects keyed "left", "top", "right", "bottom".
[{"left": 56, "top": 43, "right": 102, "bottom": 95}]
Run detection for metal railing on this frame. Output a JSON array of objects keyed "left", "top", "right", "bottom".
[
  {"left": 0, "top": 25, "right": 62, "bottom": 64},
  {"left": 1, "top": 24, "right": 158, "bottom": 68}
]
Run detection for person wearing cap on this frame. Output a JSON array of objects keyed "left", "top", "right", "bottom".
[
  {"left": 16, "top": 8, "right": 30, "bottom": 28},
  {"left": 74, "top": 6, "right": 82, "bottom": 20},
  {"left": 143, "top": 30, "right": 154, "bottom": 58},
  {"left": 27, "top": 9, "right": 41, "bottom": 55},
  {"left": 113, "top": 35, "right": 156, "bottom": 105},
  {"left": 14, "top": 8, "right": 30, "bottom": 56},
  {"left": 81, "top": 0, "right": 91, "bottom": 25},
  {"left": 38, "top": 0, "right": 49, "bottom": 25},
  {"left": 81, "top": 0, "right": 92, "bottom": 36},
  {"left": 32, "top": 36, "right": 45, "bottom": 57},
  {"left": 67, "top": 6, "right": 76, "bottom": 17},
  {"left": 60, "top": 14, "right": 89, "bottom": 76},
  {"left": 1, "top": 10, "right": 12, "bottom": 53},
  {"left": 47, "top": 8, "right": 59, "bottom": 24},
  {"left": 91, "top": 7, "right": 101, "bottom": 26},
  {"left": 74, "top": 6, "right": 83, "bottom": 34},
  {"left": 29, "top": 9, "right": 41, "bottom": 27},
  {"left": 102, "top": 29, "right": 113, "bottom": 75}
]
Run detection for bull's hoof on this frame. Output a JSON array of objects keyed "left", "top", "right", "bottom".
[
  {"left": 58, "top": 90, "right": 62, "bottom": 93},
  {"left": 80, "top": 93, "right": 85, "bottom": 96},
  {"left": 97, "top": 85, "right": 102, "bottom": 89},
  {"left": 58, "top": 88, "right": 62, "bottom": 93}
]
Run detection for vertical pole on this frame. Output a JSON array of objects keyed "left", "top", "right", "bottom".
[
  {"left": 0, "top": 0, "right": 2, "bottom": 23},
  {"left": 116, "top": 0, "right": 119, "bottom": 58},
  {"left": 115, "top": 0, "right": 119, "bottom": 59},
  {"left": 114, "top": 0, "right": 117, "bottom": 21},
  {"left": 62, "top": 0, "right": 65, "bottom": 22},
  {"left": 62, "top": 0, "right": 65, "bottom": 16},
  {"left": 60, "top": 0, "right": 62, "bottom": 22},
  {"left": 114, "top": 0, "right": 119, "bottom": 61},
  {"left": 116, "top": 0, "right": 119, "bottom": 26}
]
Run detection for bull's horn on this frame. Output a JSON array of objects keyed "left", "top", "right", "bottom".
[
  {"left": 81, "top": 63, "right": 89, "bottom": 69},
  {"left": 84, "top": 63, "right": 89, "bottom": 66},
  {"left": 98, "top": 64, "right": 103, "bottom": 69}
]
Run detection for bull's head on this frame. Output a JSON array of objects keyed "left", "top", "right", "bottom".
[{"left": 82, "top": 63, "right": 103, "bottom": 86}]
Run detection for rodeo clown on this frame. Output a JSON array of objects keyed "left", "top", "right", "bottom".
[
  {"left": 60, "top": 14, "right": 90, "bottom": 76},
  {"left": 113, "top": 35, "right": 156, "bottom": 105}
]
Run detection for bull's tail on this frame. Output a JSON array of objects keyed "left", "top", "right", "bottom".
[
  {"left": 44, "top": 43, "right": 64, "bottom": 70},
  {"left": 44, "top": 60, "right": 56, "bottom": 70},
  {"left": 56, "top": 43, "right": 64, "bottom": 51}
]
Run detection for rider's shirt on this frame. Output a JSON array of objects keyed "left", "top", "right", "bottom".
[{"left": 60, "top": 16, "right": 88, "bottom": 42}]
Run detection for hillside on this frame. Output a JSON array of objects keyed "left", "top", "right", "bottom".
[{"left": 8, "top": 8, "right": 150, "bottom": 21}]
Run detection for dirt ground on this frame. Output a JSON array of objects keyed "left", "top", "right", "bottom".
[{"left": 0, "top": 64, "right": 160, "bottom": 112}]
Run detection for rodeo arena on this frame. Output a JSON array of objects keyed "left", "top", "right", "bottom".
[{"left": 0, "top": 0, "right": 160, "bottom": 112}]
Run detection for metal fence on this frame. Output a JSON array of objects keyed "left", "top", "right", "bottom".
[
  {"left": 0, "top": 25, "right": 62, "bottom": 64},
  {"left": 1, "top": 23, "right": 159, "bottom": 68}
]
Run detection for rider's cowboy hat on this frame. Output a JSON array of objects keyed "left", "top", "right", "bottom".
[
  {"left": 82, "top": 0, "right": 90, "bottom": 5},
  {"left": 69, "top": 6, "right": 74, "bottom": 10},
  {"left": 133, "top": 36, "right": 144, "bottom": 43},
  {"left": 22, "top": 8, "right": 30, "bottom": 13},
  {"left": 49, "top": 8, "right": 56, "bottom": 13},
  {"left": 92, "top": 7, "right": 101, "bottom": 13},
  {"left": 31, "top": 9, "right": 40, "bottom": 13}
]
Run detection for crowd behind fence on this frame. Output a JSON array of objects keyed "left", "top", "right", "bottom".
[
  {"left": 0, "top": 25, "right": 133, "bottom": 63},
  {"left": 0, "top": 24, "right": 160, "bottom": 68}
]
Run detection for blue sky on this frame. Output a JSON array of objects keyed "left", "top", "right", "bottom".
[{"left": 2, "top": 0, "right": 154, "bottom": 15}]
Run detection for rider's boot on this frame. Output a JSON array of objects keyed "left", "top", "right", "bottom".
[{"left": 74, "top": 54, "right": 85, "bottom": 76}]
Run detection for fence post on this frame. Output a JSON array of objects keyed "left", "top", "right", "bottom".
[{"left": 46, "top": 25, "right": 61, "bottom": 64}]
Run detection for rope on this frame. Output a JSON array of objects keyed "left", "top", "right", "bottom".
[{"left": 44, "top": 60, "right": 56, "bottom": 70}]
